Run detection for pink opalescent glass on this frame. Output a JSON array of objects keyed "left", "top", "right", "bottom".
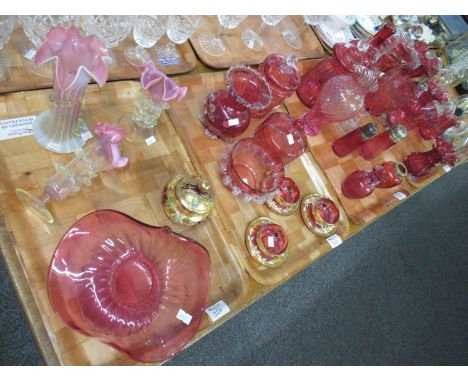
[
  {"left": 202, "top": 90, "right": 251, "bottom": 139},
  {"left": 47, "top": 210, "right": 211, "bottom": 363},
  {"left": 332, "top": 122, "right": 378, "bottom": 157},
  {"left": 358, "top": 125, "right": 407, "bottom": 161},
  {"left": 253, "top": 112, "right": 306, "bottom": 165}
]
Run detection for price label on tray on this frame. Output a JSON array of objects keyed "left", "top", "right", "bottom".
[
  {"left": 24, "top": 49, "right": 37, "bottom": 60},
  {"left": 206, "top": 300, "right": 230, "bottom": 322},
  {"left": 326, "top": 234, "right": 342, "bottom": 249},
  {"left": 145, "top": 136, "right": 156, "bottom": 146},
  {"left": 0, "top": 115, "right": 35, "bottom": 141},
  {"left": 176, "top": 309, "right": 192, "bottom": 325},
  {"left": 81, "top": 131, "right": 93, "bottom": 142},
  {"left": 443, "top": 165, "right": 452, "bottom": 173},
  {"left": 157, "top": 55, "right": 180, "bottom": 66},
  {"left": 393, "top": 191, "right": 407, "bottom": 201}
]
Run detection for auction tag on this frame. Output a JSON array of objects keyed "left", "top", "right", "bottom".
[
  {"left": 326, "top": 234, "right": 342, "bottom": 249},
  {"left": 228, "top": 118, "right": 240, "bottom": 127},
  {"left": 267, "top": 236, "right": 274, "bottom": 248},
  {"left": 157, "top": 55, "right": 180, "bottom": 66},
  {"left": 393, "top": 191, "right": 407, "bottom": 201},
  {"left": 287, "top": 133, "right": 295, "bottom": 145},
  {"left": 24, "top": 49, "right": 36, "bottom": 60},
  {"left": 176, "top": 309, "right": 192, "bottom": 325},
  {"left": 145, "top": 136, "right": 156, "bottom": 146},
  {"left": 443, "top": 165, "right": 452, "bottom": 173},
  {"left": 206, "top": 300, "right": 230, "bottom": 322},
  {"left": 81, "top": 131, "right": 93, "bottom": 141},
  {"left": 0, "top": 115, "right": 35, "bottom": 140}
]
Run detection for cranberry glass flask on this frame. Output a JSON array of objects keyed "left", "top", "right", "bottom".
[
  {"left": 359, "top": 125, "right": 407, "bottom": 160},
  {"left": 332, "top": 122, "right": 378, "bottom": 157}
]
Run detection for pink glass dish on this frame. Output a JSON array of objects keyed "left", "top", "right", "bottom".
[{"left": 47, "top": 210, "right": 211, "bottom": 363}]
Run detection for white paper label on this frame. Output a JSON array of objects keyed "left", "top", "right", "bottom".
[
  {"left": 326, "top": 234, "right": 342, "bottom": 249},
  {"left": 206, "top": 300, "right": 230, "bottom": 322},
  {"left": 228, "top": 118, "right": 240, "bottom": 127},
  {"left": 393, "top": 191, "right": 407, "bottom": 201},
  {"left": 0, "top": 116, "right": 35, "bottom": 140},
  {"left": 157, "top": 55, "right": 180, "bottom": 66},
  {"left": 81, "top": 131, "right": 93, "bottom": 141},
  {"left": 267, "top": 236, "right": 274, "bottom": 248},
  {"left": 176, "top": 309, "right": 192, "bottom": 325},
  {"left": 145, "top": 136, "right": 156, "bottom": 145},
  {"left": 242, "top": 177, "right": 248, "bottom": 184},
  {"left": 443, "top": 165, "right": 452, "bottom": 173},
  {"left": 287, "top": 133, "right": 295, "bottom": 145},
  {"left": 24, "top": 49, "right": 36, "bottom": 60}
]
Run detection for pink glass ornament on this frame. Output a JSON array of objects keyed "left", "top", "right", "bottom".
[
  {"left": 404, "top": 137, "right": 457, "bottom": 178},
  {"left": 219, "top": 137, "right": 284, "bottom": 204},
  {"left": 332, "top": 122, "right": 378, "bottom": 157},
  {"left": 359, "top": 125, "right": 407, "bottom": 160},
  {"left": 33, "top": 27, "right": 112, "bottom": 153},
  {"left": 300, "top": 65, "right": 379, "bottom": 136},
  {"left": 341, "top": 161, "right": 408, "bottom": 199},
  {"left": 202, "top": 89, "right": 251, "bottom": 140},
  {"left": 296, "top": 22, "right": 396, "bottom": 108},
  {"left": 47, "top": 210, "right": 211, "bottom": 363},
  {"left": 253, "top": 112, "right": 306, "bottom": 165},
  {"left": 255, "top": 54, "right": 301, "bottom": 117}
]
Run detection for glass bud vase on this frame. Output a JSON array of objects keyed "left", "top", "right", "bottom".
[
  {"left": 404, "top": 137, "right": 457, "bottom": 178},
  {"left": 33, "top": 27, "right": 112, "bottom": 153},
  {"left": 341, "top": 161, "right": 408, "bottom": 199}
]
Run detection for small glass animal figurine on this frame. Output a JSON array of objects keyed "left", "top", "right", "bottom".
[
  {"left": 359, "top": 125, "right": 407, "bottom": 160},
  {"left": 332, "top": 122, "right": 378, "bottom": 157},
  {"left": 341, "top": 161, "right": 408, "bottom": 199},
  {"left": 119, "top": 59, "right": 188, "bottom": 145},
  {"left": 16, "top": 123, "right": 128, "bottom": 224}
]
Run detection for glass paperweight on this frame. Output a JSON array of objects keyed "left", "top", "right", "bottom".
[
  {"left": 341, "top": 161, "right": 408, "bottom": 199},
  {"left": 332, "top": 122, "right": 378, "bottom": 158},
  {"left": 226, "top": 65, "right": 272, "bottom": 117},
  {"left": 162, "top": 175, "right": 214, "bottom": 226},
  {"left": 266, "top": 177, "right": 300, "bottom": 216},
  {"left": 16, "top": 123, "right": 128, "bottom": 224},
  {"left": 404, "top": 137, "right": 457, "bottom": 178},
  {"left": 198, "top": 15, "right": 246, "bottom": 57},
  {"left": 219, "top": 137, "right": 284, "bottom": 204},
  {"left": 32, "top": 27, "right": 112, "bottom": 153},
  {"left": 241, "top": 15, "right": 286, "bottom": 51},
  {"left": 202, "top": 89, "right": 251, "bottom": 140},
  {"left": 47, "top": 210, "right": 211, "bottom": 363},
  {"left": 300, "top": 193, "right": 340, "bottom": 238},
  {"left": 119, "top": 60, "right": 188, "bottom": 145},
  {"left": 245, "top": 217, "right": 289, "bottom": 268},
  {"left": 359, "top": 125, "right": 407, "bottom": 160},
  {"left": 253, "top": 112, "right": 306, "bottom": 165}
]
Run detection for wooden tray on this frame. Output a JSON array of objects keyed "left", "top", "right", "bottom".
[
  {"left": 167, "top": 70, "right": 349, "bottom": 285},
  {"left": 189, "top": 16, "right": 325, "bottom": 69},
  {"left": 284, "top": 59, "right": 452, "bottom": 225},
  {"left": 0, "top": 28, "right": 197, "bottom": 94},
  {"left": 0, "top": 81, "right": 248, "bottom": 365}
]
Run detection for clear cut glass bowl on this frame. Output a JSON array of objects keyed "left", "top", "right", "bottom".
[{"left": 47, "top": 209, "right": 211, "bottom": 363}]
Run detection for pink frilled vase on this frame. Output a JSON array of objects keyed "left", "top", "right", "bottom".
[{"left": 33, "top": 27, "right": 112, "bottom": 153}]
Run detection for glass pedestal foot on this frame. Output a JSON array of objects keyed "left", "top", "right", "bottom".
[
  {"left": 282, "top": 30, "right": 303, "bottom": 50},
  {"left": 119, "top": 114, "right": 155, "bottom": 146},
  {"left": 241, "top": 29, "right": 263, "bottom": 51},
  {"left": 124, "top": 45, "right": 150, "bottom": 67},
  {"left": 198, "top": 32, "right": 226, "bottom": 57},
  {"left": 15, "top": 188, "right": 54, "bottom": 224}
]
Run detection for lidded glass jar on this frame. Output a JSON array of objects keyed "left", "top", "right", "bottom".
[
  {"left": 359, "top": 125, "right": 407, "bottom": 160},
  {"left": 332, "top": 122, "right": 378, "bottom": 157}
]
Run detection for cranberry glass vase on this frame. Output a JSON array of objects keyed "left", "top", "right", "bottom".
[
  {"left": 202, "top": 89, "right": 251, "bottom": 140},
  {"left": 253, "top": 112, "right": 306, "bottom": 165},
  {"left": 341, "top": 161, "right": 408, "bottom": 199},
  {"left": 418, "top": 105, "right": 459, "bottom": 140},
  {"left": 47, "top": 210, "right": 211, "bottom": 363},
  {"left": 404, "top": 137, "right": 457, "bottom": 177},
  {"left": 219, "top": 137, "right": 284, "bottom": 204},
  {"left": 332, "top": 122, "right": 378, "bottom": 157},
  {"left": 359, "top": 125, "right": 407, "bottom": 160}
]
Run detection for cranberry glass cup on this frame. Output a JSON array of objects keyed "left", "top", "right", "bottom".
[{"left": 47, "top": 210, "right": 211, "bottom": 363}]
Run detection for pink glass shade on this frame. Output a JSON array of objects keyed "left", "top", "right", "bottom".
[
  {"left": 226, "top": 65, "right": 272, "bottom": 116},
  {"left": 359, "top": 125, "right": 407, "bottom": 161},
  {"left": 341, "top": 161, "right": 407, "bottom": 199},
  {"left": 364, "top": 68, "right": 417, "bottom": 117},
  {"left": 219, "top": 137, "right": 284, "bottom": 203},
  {"left": 256, "top": 223, "right": 289, "bottom": 258},
  {"left": 255, "top": 54, "right": 300, "bottom": 117},
  {"left": 253, "top": 112, "right": 306, "bottom": 165},
  {"left": 202, "top": 90, "right": 251, "bottom": 140},
  {"left": 300, "top": 66, "right": 379, "bottom": 136},
  {"left": 35, "top": 26, "right": 111, "bottom": 90},
  {"left": 47, "top": 210, "right": 211, "bottom": 363},
  {"left": 404, "top": 137, "right": 457, "bottom": 178},
  {"left": 140, "top": 60, "right": 188, "bottom": 103},
  {"left": 332, "top": 122, "right": 378, "bottom": 157},
  {"left": 296, "top": 22, "right": 396, "bottom": 108}
]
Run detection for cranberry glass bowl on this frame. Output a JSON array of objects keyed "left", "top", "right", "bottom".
[{"left": 47, "top": 210, "right": 211, "bottom": 363}]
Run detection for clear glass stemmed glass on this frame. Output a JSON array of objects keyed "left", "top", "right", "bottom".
[
  {"left": 0, "top": 15, "right": 15, "bottom": 81},
  {"left": 241, "top": 15, "right": 286, "bottom": 51},
  {"left": 198, "top": 15, "right": 246, "bottom": 57}
]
